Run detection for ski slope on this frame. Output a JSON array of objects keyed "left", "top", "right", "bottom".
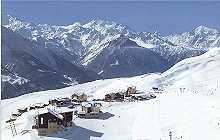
[{"left": 1, "top": 48, "right": 220, "bottom": 140}]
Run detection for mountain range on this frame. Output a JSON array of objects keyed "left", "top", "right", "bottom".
[{"left": 1, "top": 14, "right": 220, "bottom": 99}]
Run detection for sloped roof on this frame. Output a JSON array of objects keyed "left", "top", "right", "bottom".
[
  {"left": 48, "top": 108, "right": 64, "bottom": 120},
  {"left": 38, "top": 108, "right": 64, "bottom": 120}
]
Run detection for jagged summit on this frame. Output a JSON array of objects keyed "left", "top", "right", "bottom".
[
  {"left": 82, "top": 19, "right": 135, "bottom": 36},
  {"left": 4, "top": 14, "right": 35, "bottom": 30},
  {"left": 165, "top": 25, "right": 220, "bottom": 49},
  {"left": 194, "top": 25, "right": 219, "bottom": 35}
]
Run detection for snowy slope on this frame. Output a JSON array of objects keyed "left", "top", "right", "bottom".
[
  {"left": 159, "top": 48, "right": 220, "bottom": 95},
  {"left": 1, "top": 49, "right": 220, "bottom": 140}
]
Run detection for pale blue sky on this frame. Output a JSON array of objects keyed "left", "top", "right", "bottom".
[{"left": 2, "top": 1, "right": 220, "bottom": 35}]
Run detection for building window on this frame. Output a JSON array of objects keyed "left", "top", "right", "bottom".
[{"left": 41, "top": 117, "right": 44, "bottom": 124}]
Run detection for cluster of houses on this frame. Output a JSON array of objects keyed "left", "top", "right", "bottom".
[
  {"left": 104, "top": 86, "right": 156, "bottom": 102},
  {"left": 31, "top": 93, "right": 103, "bottom": 136},
  {"left": 6, "top": 86, "right": 158, "bottom": 136},
  {"left": 48, "top": 93, "right": 88, "bottom": 107},
  {"left": 8, "top": 103, "right": 49, "bottom": 121}
]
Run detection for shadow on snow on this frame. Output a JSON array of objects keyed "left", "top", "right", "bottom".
[
  {"left": 47, "top": 125, "right": 104, "bottom": 140},
  {"left": 99, "top": 112, "right": 115, "bottom": 120}
]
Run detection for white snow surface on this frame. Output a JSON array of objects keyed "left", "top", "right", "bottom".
[{"left": 1, "top": 49, "right": 220, "bottom": 140}]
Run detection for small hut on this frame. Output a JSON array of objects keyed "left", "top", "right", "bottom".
[
  {"left": 71, "top": 93, "right": 87, "bottom": 102},
  {"left": 125, "top": 86, "right": 137, "bottom": 97},
  {"left": 71, "top": 94, "right": 79, "bottom": 102},
  {"left": 76, "top": 102, "right": 102, "bottom": 119},
  {"left": 152, "top": 87, "right": 159, "bottom": 91},
  {"left": 32, "top": 108, "right": 73, "bottom": 136},
  {"left": 49, "top": 98, "right": 71, "bottom": 107},
  {"left": 29, "top": 105, "right": 36, "bottom": 110},
  {"left": 104, "top": 92, "right": 124, "bottom": 102},
  {"left": 12, "top": 112, "right": 22, "bottom": 117},
  {"left": 18, "top": 107, "right": 28, "bottom": 114},
  {"left": 78, "top": 94, "right": 88, "bottom": 102},
  {"left": 104, "top": 94, "right": 113, "bottom": 102},
  {"left": 49, "top": 99, "right": 58, "bottom": 105},
  {"left": 150, "top": 94, "right": 156, "bottom": 98},
  {"left": 152, "top": 87, "right": 163, "bottom": 94},
  {"left": 114, "top": 92, "right": 124, "bottom": 101},
  {"left": 34, "top": 103, "right": 45, "bottom": 109}
]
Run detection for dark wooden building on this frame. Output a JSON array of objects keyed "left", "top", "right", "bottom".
[
  {"left": 32, "top": 108, "right": 73, "bottom": 136},
  {"left": 49, "top": 98, "right": 71, "bottom": 107}
]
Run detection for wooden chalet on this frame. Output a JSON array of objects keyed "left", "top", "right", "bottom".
[
  {"left": 76, "top": 102, "right": 102, "bottom": 119},
  {"left": 152, "top": 87, "right": 159, "bottom": 91},
  {"left": 29, "top": 105, "right": 36, "bottom": 110},
  {"left": 131, "top": 93, "right": 156, "bottom": 101},
  {"left": 32, "top": 108, "right": 73, "bottom": 136},
  {"left": 12, "top": 112, "right": 22, "bottom": 117},
  {"left": 34, "top": 103, "right": 47, "bottom": 109},
  {"left": 104, "top": 92, "right": 124, "bottom": 102},
  {"left": 18, "top": 107, "right": 28, "bottom": 114},
  {"left": 125, "top": 86, "right": 137, "bottom": 97},
  {"left": 71, "top": 93, "right": 88, "bottom": 102},
  {"left": 49, "top": 97, "right": 71, "bottom": 107},
  {"left": 151, "top": 87, "right": 163, "bottom": 93}
]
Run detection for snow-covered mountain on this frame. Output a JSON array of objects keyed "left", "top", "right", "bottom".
[
  {"left": 4, "top": 15, "right": 217, "bottom": 74},
  {"left": 84, "top": 35, "right": 169, "bottom": 78},
  {"left": 1, "top": 48, "right": 220, "bottom": 140},
  {"left": 165, "top": 26, "right": 220, "bottom": 49},
  {"left": 1, "top": 26, "right": 99, "bottom": 99},
  {"left": 2, "top": 14, "right": 220, "bottom": 98}
]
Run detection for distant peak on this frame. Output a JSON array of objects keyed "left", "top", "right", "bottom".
[
  {"left": 194, "top": 25, "right": 218, "bottom": 35},
  {"left": 3, "top": 14, "right": 35, "bottom": 27},
  {"left": 7, "top": 14, "right": 15, "bottom": 20},
  {"left": 2, "top": 14, "right": 17, "bottom": 25},
  {"left": 83, "top": 19, "right": 118, "bottom": 29},
  {"left": 64, "top": 22, "right": 82, "bottom": 30},
  {"left": 6, "top": 14, "right": 23, "bottom": 23}
]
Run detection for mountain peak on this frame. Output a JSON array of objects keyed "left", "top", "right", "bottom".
[
  {"left": 6, "top": 14, "right": 16, "bottom": 21},
  {"left": 82, "top": 19, "right": 135, "bottom": 36},
  {"left": 82, "top": 19, "right": 117, "bottom": 28},
  {"left": 3, "top": 14, "right": 36, "bottom": 31},
  {"left": 2, "top": 14, "right": 18, "bottom": 25},
  {"left": 194, "top": 25, "right": 218, "bottom": 35},
  {"left": 64, "top": 22, "right": 82, "bottom": 30}
]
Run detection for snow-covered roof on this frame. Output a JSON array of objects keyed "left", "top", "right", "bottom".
[
  {"left": 77, "top": 110, "right": 86, "bottom": 115},
  {"left": 82, "top": 102, "right": 92, "bottom": 107},
  {"left": 34, "top": 103, "right": 44, "bottom": 107},
  {"left": 37, "top": 108, "right": 64, "bottom": 120},
  {"left": 56, "top": 97, "right": 71, "bottom": 101},
  {"left": 48, "top": 108, "right": 64, "bottom": 120}
]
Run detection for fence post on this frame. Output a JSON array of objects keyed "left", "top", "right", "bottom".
[{"left": 169, "top": 131, "right": 172, "bottom": 140}]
